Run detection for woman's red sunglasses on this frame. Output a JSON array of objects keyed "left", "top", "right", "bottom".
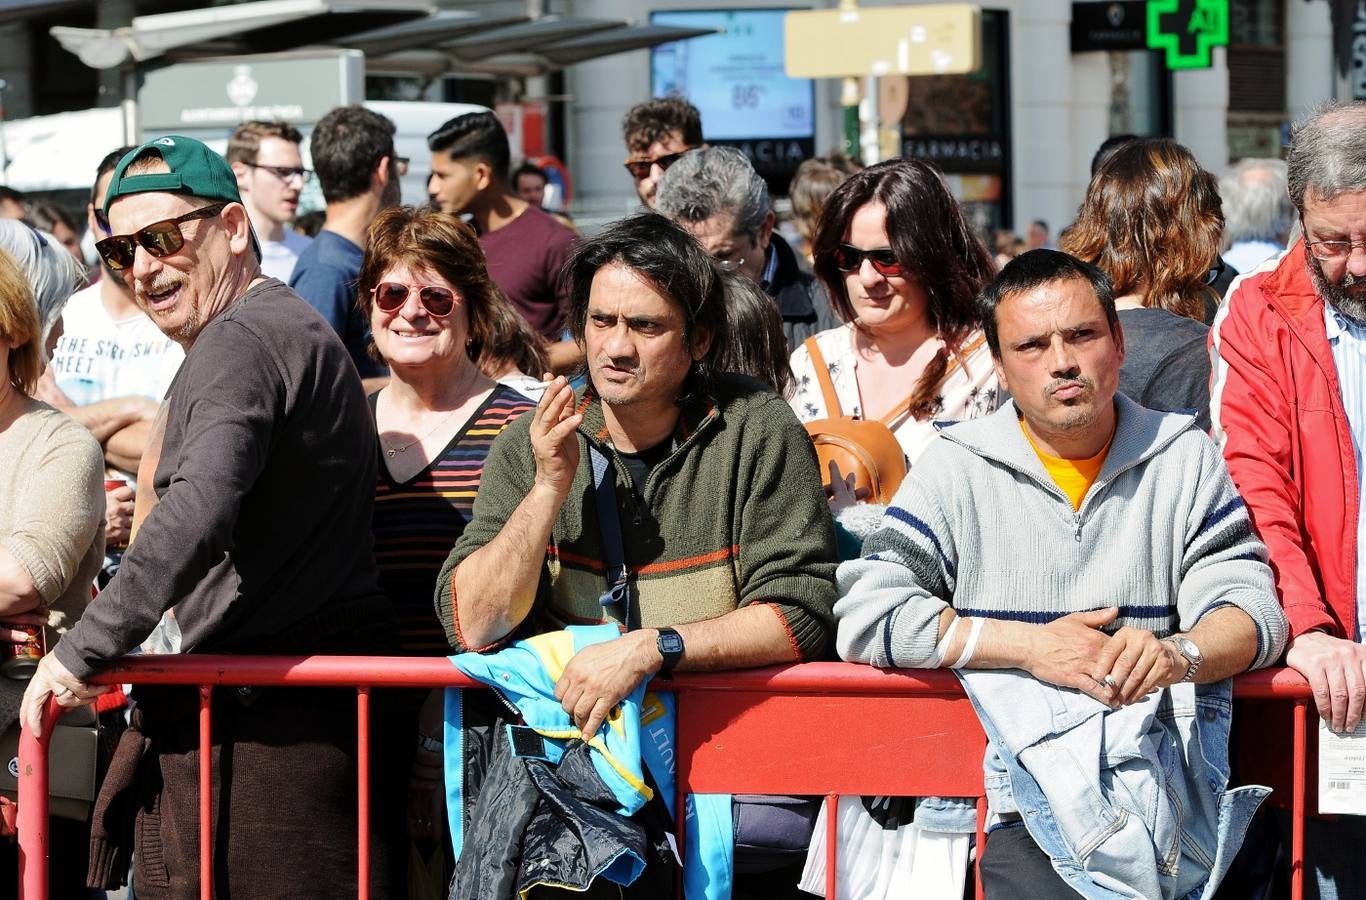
[{"left": 370, "top": 282, "right": 457, "bottom": 317}]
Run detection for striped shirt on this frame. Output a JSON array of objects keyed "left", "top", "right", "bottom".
[
  {"left": 371, "top": 386, "right": 533, "bottom": 653},
  {"left": 1324, "top": 306, "right": 1366, "bottom": 641}
]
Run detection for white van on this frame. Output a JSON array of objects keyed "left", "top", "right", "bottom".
[{"left": 364, "top": 100, "right": 489, "bottom": 208}]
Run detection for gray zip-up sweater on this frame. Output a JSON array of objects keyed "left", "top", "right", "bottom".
[{"left": 834, "top": 394, "right": 1287, "bottom": 671}]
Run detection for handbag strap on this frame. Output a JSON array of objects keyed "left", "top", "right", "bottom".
[
  {"left": 589, "top": 444, "right": 635, "bottom": 631},
  {"left": 873, "top": 333, "right": 989, "bottom": 427},
  {"left": 802, "top": 336, "right": 845, "bottom": 417},
  {"left": 806, "top": 334, "right": 918, "bottom": 426}
]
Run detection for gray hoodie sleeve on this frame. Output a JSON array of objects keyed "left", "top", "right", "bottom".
[
  {"left": 833, "top": 475, "right": 957, "bottom": 667},
  {"left": 1177, "top": 435, "right": 1288, "bottom": 669}
]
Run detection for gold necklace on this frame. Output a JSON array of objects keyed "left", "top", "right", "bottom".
[{"left": 381, "top": 365, "right": 479, "bottom": 458}]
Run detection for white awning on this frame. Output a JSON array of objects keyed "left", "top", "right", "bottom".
[
  {"left": 49, "top": 0, "right": 716, "bottom": 77},
  {"left": 0, "top": 107, "right": 124, "bottom": 191},
  {"left": 51, "top": 0, "right": 432, "bottom": 68}
]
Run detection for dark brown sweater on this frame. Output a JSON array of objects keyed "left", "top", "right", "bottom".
[{"left": 56, "top": 278, "right": 394, "bottom": 680}]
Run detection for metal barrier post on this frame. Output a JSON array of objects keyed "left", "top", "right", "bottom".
[
  {"left": 198, "top": 686, "right": 212, "bottom": 900},
  {"left": 1291, "top": 699, "right": 1306, "bottom": 900},
  {"left": 17, "top": 697, "right": 60, "bottom": 900},
  {"left": 974, "top": 797, "right": 987, "bottom": 900},
  {"left": 357, "top": 686, "right": 371, "bottom": 900},
  {"left": 823, "top": 793, "right": 838, "bottom": 900}
]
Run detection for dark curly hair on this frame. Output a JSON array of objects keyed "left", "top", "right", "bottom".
[{"left": 621, "top": 98, "right": 703, "bottom": 155}]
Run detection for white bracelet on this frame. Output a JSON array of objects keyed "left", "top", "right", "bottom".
[
  {"left": 949, "top": 617, "right": 986, "bottom": 669},
  {"left": 929, "top": 615, "right": 964, "bottom": 668}
]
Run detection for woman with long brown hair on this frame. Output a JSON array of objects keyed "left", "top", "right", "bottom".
[
  {"left": 790, "top": 159, "right": 998, "bottom": 900},
  {"left": 1059, "top": 137, "right": 1223, "bottom": 429},
  {"left": 789, "top": 158, "right": 999, "bottom": 464}
]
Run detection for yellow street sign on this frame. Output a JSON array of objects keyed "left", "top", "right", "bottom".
[{"left": 785, "top": 4, "right": 981, "bottom": 79}]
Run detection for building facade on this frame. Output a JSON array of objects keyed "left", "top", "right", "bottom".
[
  {"left": 564, "top": 0, "right": 1339, "bottom": 235},
  {"left": 0, "top": 0, "right": 1348, "bottom": 236}
]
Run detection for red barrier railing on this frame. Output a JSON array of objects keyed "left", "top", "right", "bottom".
[{"left": 16, "top": 659, "right": 1313, "bottom": 900}]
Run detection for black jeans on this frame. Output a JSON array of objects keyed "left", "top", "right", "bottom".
[{"left": 979, "top": 823, "right": 1080, "bottom": 900}]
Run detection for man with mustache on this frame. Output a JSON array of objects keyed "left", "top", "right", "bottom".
[
  {"left": 18, "top": 135, "right": 407, "bottom": 896},
  {"left": 42, "top": 145, "right": 181, "bottom": 555},
  {"left": 835, "top": 249, "right": 1284, "bottom": 898},
  {"left": 439, "top": 212, "right": 837, "bottom": 896},
  {"left": 1211, "top": 100, "right": 1366, "bottom": 896}
]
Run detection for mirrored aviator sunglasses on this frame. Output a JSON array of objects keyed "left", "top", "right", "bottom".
[
  {"left": 371, "top": 282, "right": 457, "bottom": 317},
  {"left": 95, "top": 203, "right": 227, "bottom": 271},
  {"left": 833, "top": 243, "right": 904, "bottom": 276}
]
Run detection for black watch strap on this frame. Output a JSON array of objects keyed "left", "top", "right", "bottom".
[{"left": 656, "top": 627, "right": 684, "bottom": 677}]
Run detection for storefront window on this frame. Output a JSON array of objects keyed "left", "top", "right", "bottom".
[
  {"left": 1226, "top": 0, "right": 1285, "bottom": 160},
  {"left": 899, "top": 9, "right": 1010, "bottom": 234}
]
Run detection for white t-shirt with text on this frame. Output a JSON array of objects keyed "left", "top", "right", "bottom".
[{"left": 50, "top": 281, "right": 184, "bottom": 406}]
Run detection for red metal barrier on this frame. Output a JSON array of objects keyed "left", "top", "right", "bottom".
[{"left": 16, "top": 659, "right": 1313, "bottom": 899}]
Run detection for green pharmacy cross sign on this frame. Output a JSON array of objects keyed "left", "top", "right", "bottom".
[{"left": 1146, "top": 0, "right": 1228, "bottom": 70}]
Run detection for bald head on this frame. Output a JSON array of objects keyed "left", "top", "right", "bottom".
[{"left": 1287, "top": 102, "right": 1366, "bottom": 212}]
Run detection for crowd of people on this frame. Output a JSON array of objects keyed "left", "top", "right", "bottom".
[{"left": 0, "top": 93, "right": 1361, "bottom": 900}]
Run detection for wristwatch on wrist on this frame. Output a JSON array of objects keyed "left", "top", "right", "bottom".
[
  {"left": 656, "top": 627, "right": 685, "bottom": 678},
  {"left": 1165, "top": 636, "right": 1204, "bottom": 683}
]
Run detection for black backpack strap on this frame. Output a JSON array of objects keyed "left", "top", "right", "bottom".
[{"left": 589, "top": 444, "right": 634, "bottom": 631}]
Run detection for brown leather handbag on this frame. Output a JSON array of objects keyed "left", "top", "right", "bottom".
[
  {"left": 800, "top": 337, "right": 911, "bottom": 506},
  {"left": 799, "top": 335, "right": 985, "bottom": 505}
]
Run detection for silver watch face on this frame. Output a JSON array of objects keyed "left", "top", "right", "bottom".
[{"left": 1173, "top": 637, "right": 1203, "bottom": 663}]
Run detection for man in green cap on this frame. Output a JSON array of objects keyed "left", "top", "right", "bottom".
[{"left": 20, "top": 135, "right": 407, "bottom": 896}]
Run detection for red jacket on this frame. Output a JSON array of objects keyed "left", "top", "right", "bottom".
[
  {"left": 1210, "top": 241, "right": 1359, "bottom": 642},
  {"left": 1211, "top": 242, "right": 1360, "bottom": 814}
]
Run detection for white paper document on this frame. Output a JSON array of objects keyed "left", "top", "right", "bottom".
[{"left": 1318, "top": 719, "right": 1366, "bottom": 815}]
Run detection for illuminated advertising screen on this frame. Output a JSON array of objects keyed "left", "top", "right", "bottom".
[{"left": 651, "top": 9, "right": 815, "bottom": 193}]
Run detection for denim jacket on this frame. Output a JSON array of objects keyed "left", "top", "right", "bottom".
[{"left": 959, "top": 670, "right": 1269, "bottom": 900}]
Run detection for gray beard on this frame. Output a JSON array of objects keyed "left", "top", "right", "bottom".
[{"left": 1308, "top": 255, "right": 1366, "bottom": 324}]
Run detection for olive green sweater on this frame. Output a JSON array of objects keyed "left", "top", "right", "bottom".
[{"left": 437, "top": 375, "right": 838, "bottom": 659}]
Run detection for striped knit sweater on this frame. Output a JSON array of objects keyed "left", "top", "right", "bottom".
[
  {"left": 437, "top": 374, "right": 838, "bottom": 658},
  {"left": 834, "top": 394, "right": 1288, "bottom": 671},
  {"left": 371, "top": 386, "right": 533, "bottom": 653}
]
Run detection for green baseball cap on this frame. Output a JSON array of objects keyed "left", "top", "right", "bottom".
[{"left": 104, "top": 135, "right": 242, "bottom": 210}]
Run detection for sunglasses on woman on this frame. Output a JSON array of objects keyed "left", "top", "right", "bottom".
[
  {"left": 371, "top": 282, "right": 457, "bottom": 317},
  {"left": 95, "top": 203, "right": 227, "bottom": 271},
  {"left": 832, "top": 244, "right": 904, "bottom": 276}
]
